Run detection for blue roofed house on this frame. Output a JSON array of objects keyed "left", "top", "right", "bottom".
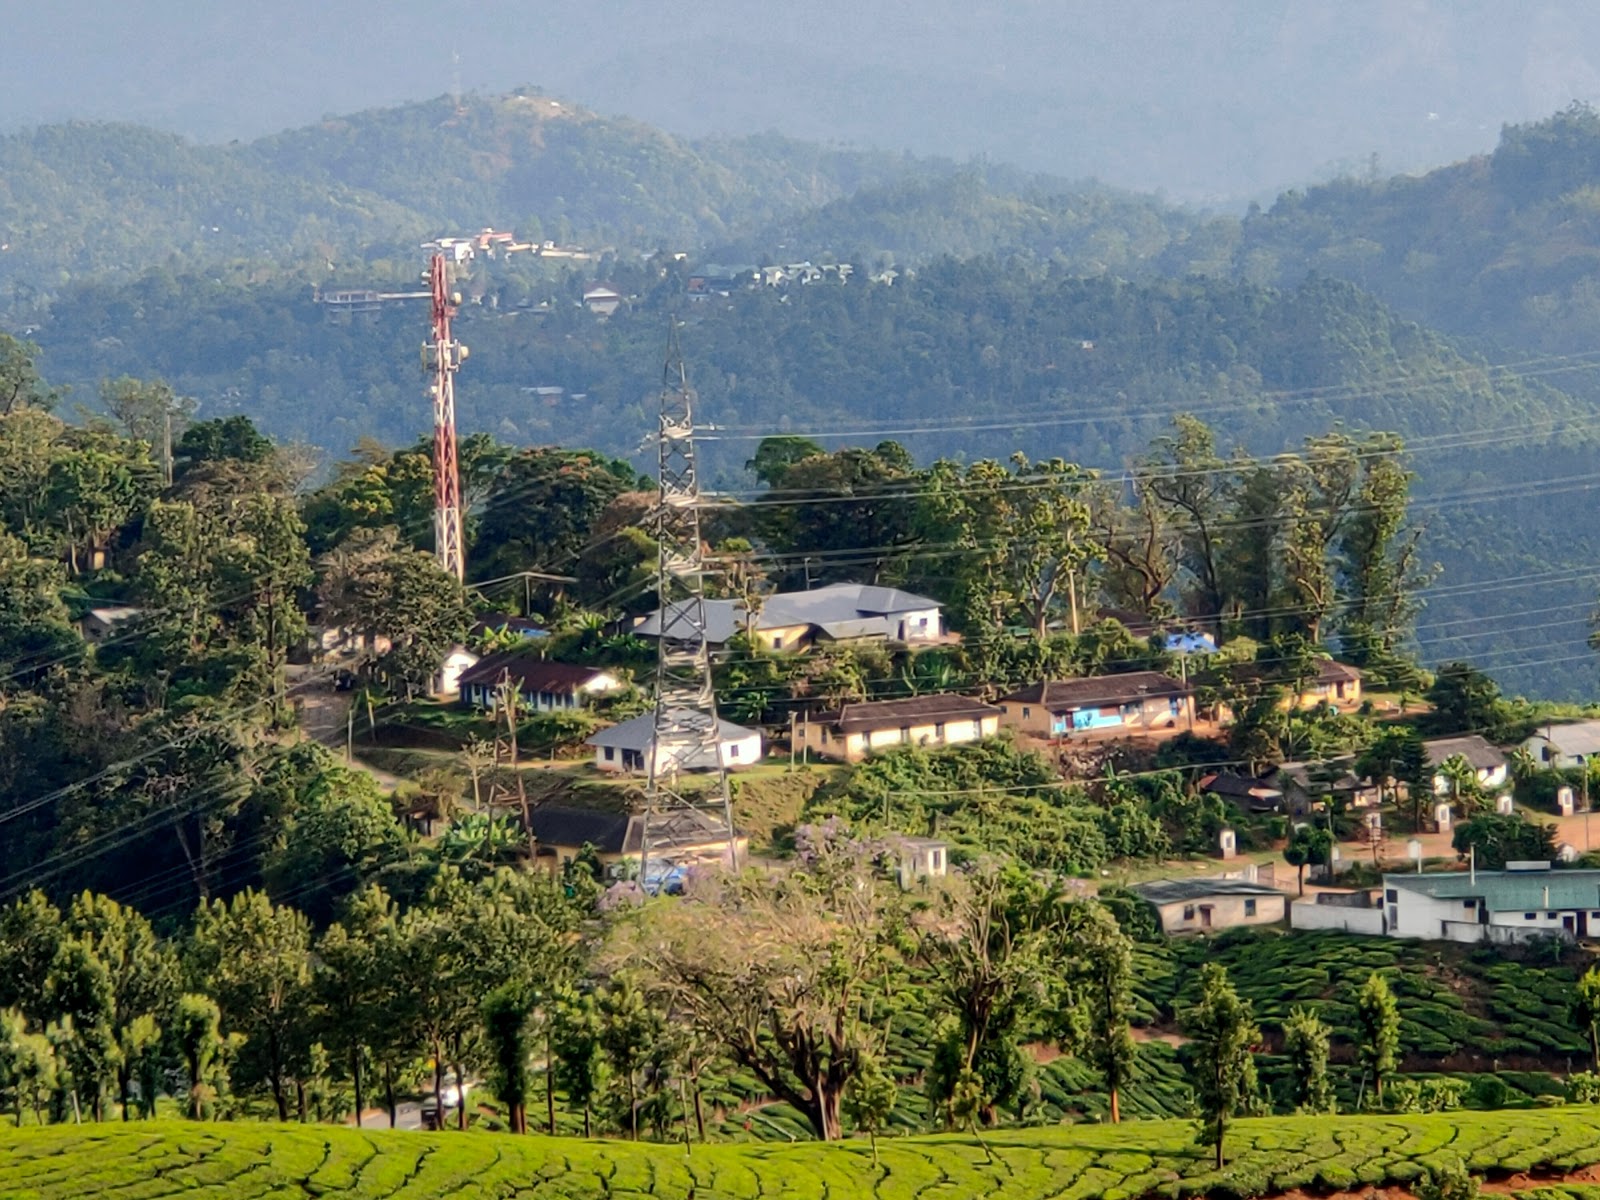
[
  {"left": 997, "top": 672, "right": 1193, "bottom": 739},
  {"left": 633, "top": 583, "right": 944, "bottom": 652}
]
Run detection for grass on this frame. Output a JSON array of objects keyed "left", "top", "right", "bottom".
[{"left": 11, "top": 1110, "right": 1600, "bottom": 1199}]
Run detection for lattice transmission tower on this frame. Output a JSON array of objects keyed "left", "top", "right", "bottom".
[
  {"left": 640, "top": 323, "right": 738, "bottom": 885},
  {"left": 424, "top": 253, "right": 466, "bottom": 581}
]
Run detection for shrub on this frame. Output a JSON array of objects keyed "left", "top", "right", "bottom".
[{"left": 1417, "top": 1161, "right": 1480, "bottom": 1200}]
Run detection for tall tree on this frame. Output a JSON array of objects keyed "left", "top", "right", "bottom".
[
  {"left": 99, "top": 376, "right": 194, "bottom": 486},
  {"left": 313, "top": 886, "right": 396, "bottom": 1126},
  {"left": 920, "top": 862, "right": 1052, "bottom": 1124},
  {"left": 1180, "top": 962, "right": 1259, "bottom": 1169},
  {"left": 1277, "top": 433, "right": 1363, "bottom": 643},
  {"left": 1139, "top": 415, "right": 1232, "bottom": 627},
  {"left": 607, "top": 829, "right": 901, "bottom": 1141},
  {"left": 186, "top": 890, "right": 312, "bottom": 1121},
  {"left": 1281, "top": 1005, "right": 1335, "bottom": 1113},
  {"left": 0, "top": 332, "right": 57, "bottom": 415},
  {"left": 1353, "top": 971, "right": 1401, "bottom": 1107},
  {"left": 1335, "top": 434, "right": 1433, "bottom": 664},
  {"left": 172, "top": 993, "right": 230, "bottom": 1120},
  {"left": 551, "top": 987, "right": 606, "bottom": 1137},
  {"left": 482, "top": 987, "right": 535, "bottom": 1135},
  {"left": 1058, "top": 900, "right": 1137, "bottom": 1123},
  {"left": 925, "top": 454, "right": 1099, "bottom": 639}
]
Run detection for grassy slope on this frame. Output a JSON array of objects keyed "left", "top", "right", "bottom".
[{"left": 11, "top": 1111, "right": 1600, "bottom": 1200}]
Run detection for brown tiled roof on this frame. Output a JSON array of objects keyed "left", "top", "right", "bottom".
[
  {"left": 811, "top": 693, "right": 1001, "bottom": 734},
  {"left": 1001, "top": 671, "right": 1188, "bottom": 711},
  {"left": 458, "top": 652, "right": 610, "bottom": 694},
  {"left": 1313, "top": 659, "right": 1363, "bottom": 684}
]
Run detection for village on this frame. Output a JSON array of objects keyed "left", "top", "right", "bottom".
[{"left": 83, "top": 565, "right": 1592, "bottom": 947}]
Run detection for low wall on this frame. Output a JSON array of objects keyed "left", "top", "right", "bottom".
[{"left": 1290, "top": 901, "right": 1386, "bottom": 935}]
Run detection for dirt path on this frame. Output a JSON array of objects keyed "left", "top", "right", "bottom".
[{"left": 292, "top": 676, "right": 407, "bottom": 794}]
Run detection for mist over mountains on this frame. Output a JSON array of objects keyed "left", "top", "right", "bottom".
[{"left": 11, "top": 1, "right": 1600, "bottom": 200}]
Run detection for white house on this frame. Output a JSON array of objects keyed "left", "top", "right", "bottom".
[
  {"left": 1422, "top": 735, "right": 1509, "bottom": 794},
  {"left": 1383, "top": 864, "right": 1600, "bottom": 944},
  {"left": 77, "top": 605, "right": 143, "bottom": 643},
  {"left": 1522, "top": 720, "right": 1600, "bottom": 771},
  {"left": 457, "top": 652, "right": 624, "bottom": 712},
  {"left": 586, "top": 710, "right": 761, "bottom": 775},
  {"left": 434, "top": 645, "right": 480, "bottom": 699},
  {"left": 582, "top": 284, "right": 623, "bottom": 317},
  {"left": 634, "top": 583, "right": 944, "bottom": 652}
]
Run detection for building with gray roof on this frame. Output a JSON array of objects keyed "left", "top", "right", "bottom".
[{"left": 632, "top": 582, "right": 943, "bottom": 650}]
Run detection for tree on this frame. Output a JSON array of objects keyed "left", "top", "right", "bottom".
[
  {"left": 1573, "top": 965, "right": 1600, "bottom": 1073},
  {"left": 745, "top": 435, "right": 824, "bottom": 487},
  {"left": 924, "top": 455, "right": 1100, "bottom": 639},
  {"left": 0, "top": 332, "right": 57, "bottom": 415},
  {"left": 0, "top": 892, "right": 64, "bottom": 1018},
  {"left": 1335, "top": 434, "right": 1434, "bottom": 664},
  {"left": 1283, "top": 824, "right": 1334, "bottom": 895},
  {"left": 172, "top": 993, "right": 231, "bottom": 1120},
  {"left": 1451, "top": 812, "right": 1556, "bottom": 870},
  {"left": 473, "top": 447, "right": 641, "bottom": 581},
  {"left": 186, "top": 890, "right": 312, "bottom": 1121},
  {"left": 1425, "top": 663, "right": 1506, "bottom": 737},
  {"left": 607, "top": 830, "right": 900, "bottom": 1140},
  {"left": 262, "top": 763, "right": 407, "bottom": 925},
  {"left": 1281, "top": 1006, "right": 1335, "bottom": 1113},
  {"left": 1139, "top": 415, "right": 1232, "bottom": 627},
  {"left": 598, "top": 976, "right": 663, "bottom": 1141},
  {"left": 1353, "top": 971, "right": 1401, "bottom": 1107},
  {"left": 552, "top": 988, "right": 606, "bottom": 1137},
  {"left": 172, "top": 416, "right": 274, "bottom": 479},
  {"left": 64, "top": 892, "right": 176, "bottom": 1120},
  {"left": 313, "top": 886, "right": 397, "bottom": 1127},
  {"left": 483, "top": 987, "right": 535, "bottom": 1135},
  {"left": 1058, "top": 900, "right": 1137, "bottom": 1123},
  {"left": 843, "top": 1053, "right": 898, "bottom": 1164},
  {"left": 46, "top": 937, "right": 118, "bottom": 1119},
  {"left": 1180, "top": 962, "right": 1259, "bottom": 1169},
  {"left": 99, "top": 376, "right": 194, "bottom": 485},
  {"left": 919, "top": 862, "right": 1052, "bottom": 1124}
]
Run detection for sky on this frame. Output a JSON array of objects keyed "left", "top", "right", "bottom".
[{"left": 6, "top": 0, "right": 1600, "bottom": 201}]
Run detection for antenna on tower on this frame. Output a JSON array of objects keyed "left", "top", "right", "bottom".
[
  {"left": 640, "top": 320, "right": 739, "bottom": 887},
  {"left": 425, "top": 253, "right": 466, "bottom": 581}
]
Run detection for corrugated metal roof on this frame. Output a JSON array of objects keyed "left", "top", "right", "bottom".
[
  {"left": 1386, "top": 868, "right": 1600, "bottom": 911},
  {"left": 1131, "top": 878, "right": 1285, "bottom": 905}
]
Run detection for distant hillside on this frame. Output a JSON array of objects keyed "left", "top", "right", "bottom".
[
  {"left": 0, "top": 91, "right": 927, "bottom": 300},
  {"left": 708, "top": 172, "right": 1234, "bottom": 276},
  {"left": 1236, "top": 104, "right": 1600, "bottom": 357},
  {"left": 0, "top": 90, "right": 1213, "bottom": 308}
]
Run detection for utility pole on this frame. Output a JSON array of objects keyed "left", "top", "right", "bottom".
[
  {"left": 492, "top": 672, "right": 530, "bottom": 838},
  {"left": 424, "top": 253, "right": 466, "bottom": 582},
  {"left": 640, "top": 321, "right": 738, "bottom": 886}
]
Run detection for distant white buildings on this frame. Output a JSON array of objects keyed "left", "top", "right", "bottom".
[{"left": 1522, "top": 720, "right": 1600, "bottom": 771}]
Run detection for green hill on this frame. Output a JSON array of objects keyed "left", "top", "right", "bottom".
[
  {"left": 1235, "top": 104, "right": 1600, "bottom": 359},
  {"left": 6, "top": 1110, "right": 1600, "bottom": 1200}
]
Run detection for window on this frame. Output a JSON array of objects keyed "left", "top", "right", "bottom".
[
  {"left": 1182, "top": 905, "right": 1196, "bottom": 920},
  {"left": 934, "top": 722, "right": 946, "bottom": 741},
  {"left": 1463, "top": 900, "right": 1475, "bottom": 909},
  {"left": 1385, "top": 889, "right": 1398, "bottom": 903},
  {"left": 1022, "top": 706, "right": 1031, "bottom": 718},
  {"left": 604, "top": 747, "right": 615, "bottom": 762},
  {"left": 931, "top": 850, "right": 944, "bottom": 871},
  {"left": 728, "top": 743, "right": 740, "bottom": 760},
  {"left": 900, "top": 726, "right": 911, "bottom": 744},
  {"left": 1547, "top": 912, "right": 1558, "bottom": 920},
  {"left": 1525, "top": 913, "right": 1537, "bottom": 921},
  {"left": 1543, "top": 746, "right": 1553, "bottom": 762},
  {"left": 972, "top": 720, "right": 982, "bottom": 737},
  {"left": 1244, "top": 899, "right": 1257, "bottom": 917},
  {"left": 772, "top": 635, "right": 783, "bottom": 650}
]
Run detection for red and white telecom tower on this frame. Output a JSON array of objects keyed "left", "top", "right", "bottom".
[{"left": 425, "top": 253, "right": 466, "bottom": 581}]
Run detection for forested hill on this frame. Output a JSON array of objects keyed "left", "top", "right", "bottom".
[
  {"left": 1235, "top": 104, "right": 1600, "bottom": 357},
  {"left": 0, "top": 90, "right": 1205, "bottom": 302},
  {"left": 32, "top": 260, "right": 1585, "bottom": 467}
]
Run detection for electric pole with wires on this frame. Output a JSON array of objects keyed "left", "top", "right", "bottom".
[{"left": 640, "top": 322, "right": 739, "bottom": 887}]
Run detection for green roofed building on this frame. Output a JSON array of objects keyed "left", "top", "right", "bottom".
[{"left": 1383, "top": 864, "right": 1600, "bottom": 944}]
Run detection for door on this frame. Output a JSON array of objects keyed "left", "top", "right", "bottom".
[
  {"left": 1565, "top": 915, "right": 1578, "bottom": 936},
  {"left": 1199, "top": 904, "right": 1213, "bottom": 929}
]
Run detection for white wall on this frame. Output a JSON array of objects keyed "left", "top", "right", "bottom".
[
  {"left": 1290, "top": 902, "right": 1385, "bottom": 935},
  {"left": 896, "top": 607, "right": 942, "bottom": 641}
]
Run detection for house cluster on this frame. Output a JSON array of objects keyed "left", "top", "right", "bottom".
[
  {"left": 686, "top": 260, "right": 899, "bottom": 302},
  {"left": 421, "top": 229, "right": 598, "bottom": 264}
]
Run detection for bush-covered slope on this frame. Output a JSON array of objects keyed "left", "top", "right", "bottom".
[
  {"left": 9, "top": 1111, "right": 1600, "bottom": 1200},
  {"left": 1236, "top": 104, "right": 1600, "bottom": 358}
]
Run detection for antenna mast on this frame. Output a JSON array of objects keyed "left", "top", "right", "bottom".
[
  {"left": 425, "top": 253, "right": 466, "bottom": 581},
  {"left": 640, "top": 322, "right": 738, "bottom": 885}
]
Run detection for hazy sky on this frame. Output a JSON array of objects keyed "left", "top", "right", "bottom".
[{"left": 7, "top": 1, "right": 1600, "bottom": 200}]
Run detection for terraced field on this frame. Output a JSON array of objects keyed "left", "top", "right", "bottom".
[{"left": 12, "top": 1111, "right": 1600, "bottom": 1200}]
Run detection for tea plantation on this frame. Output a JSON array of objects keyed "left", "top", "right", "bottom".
[{"left": 12, "top": 1110, "right": 1600, "bottom": 1200}]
